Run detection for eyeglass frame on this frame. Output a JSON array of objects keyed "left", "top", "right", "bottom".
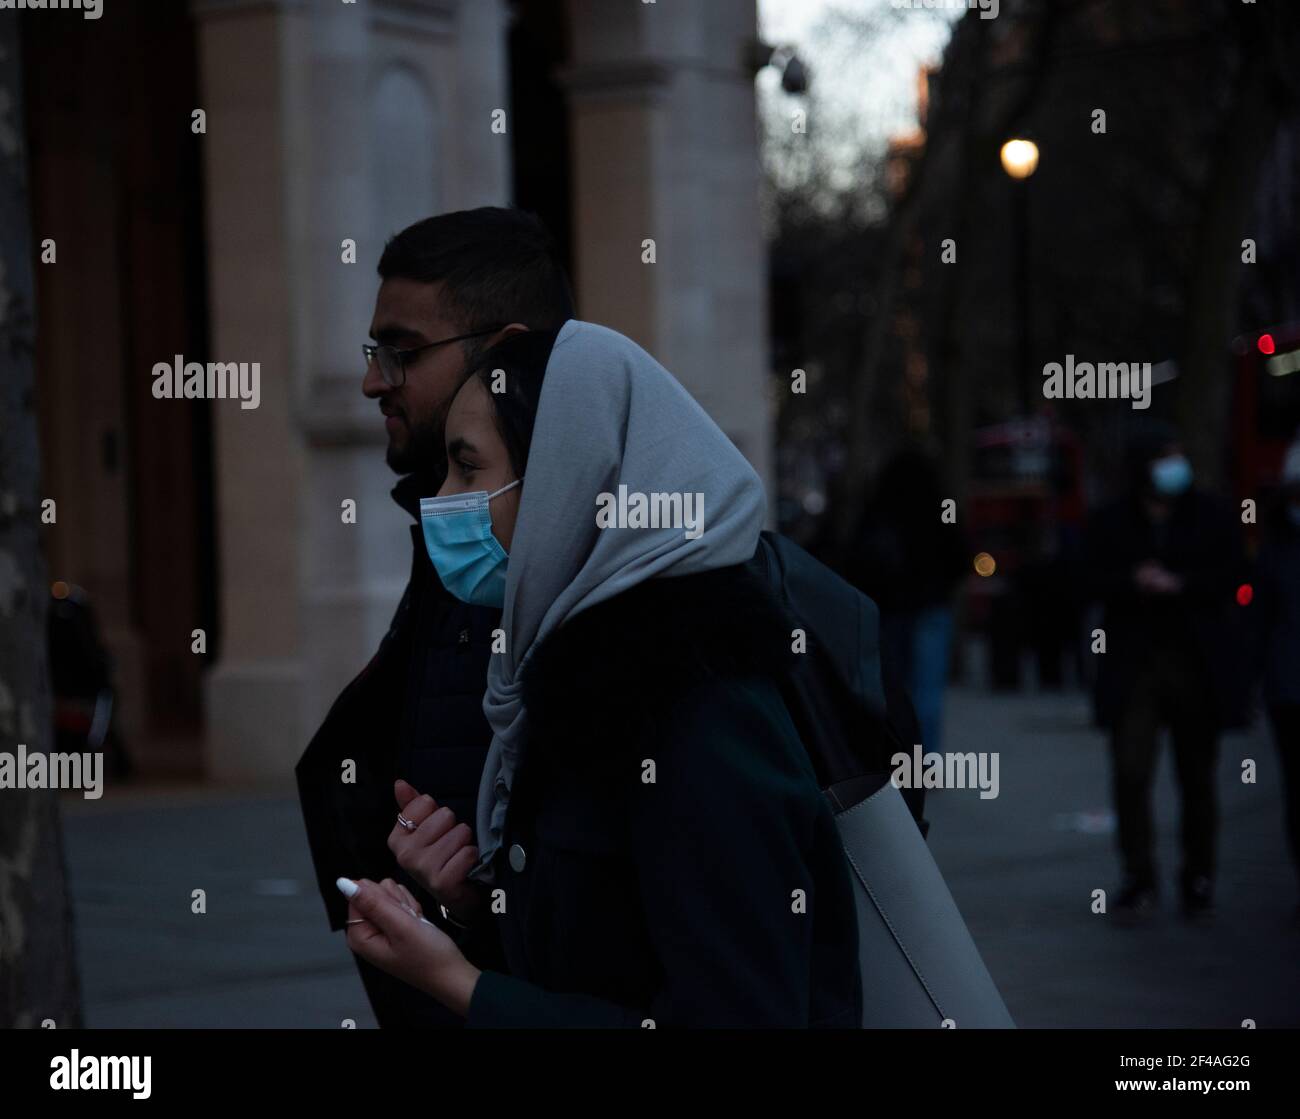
[{"left": 362, "top": 326, "right": 506, "bottom": 388}]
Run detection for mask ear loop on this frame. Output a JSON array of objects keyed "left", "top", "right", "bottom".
[{"left": 488, "top": 477, "right": 523, "bottom": 501}]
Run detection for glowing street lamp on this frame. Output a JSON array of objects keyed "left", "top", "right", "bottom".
[
  {"left": 1000, "top": 138, "right": 1040, "bottom": 180},
  {"left": 1001, "top": 137, "right": 1040, "bottom": 413}
]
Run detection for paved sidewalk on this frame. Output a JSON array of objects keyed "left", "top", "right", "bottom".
[
  {"left": 61, "top": 687, "right": 1299, "bottom": 1028},
  {"left": 925, "top": 689, "right": 1299, "bottom": 1028},
  {"left": 62, "top": 784, "right": 376, "bottom": 1029}
]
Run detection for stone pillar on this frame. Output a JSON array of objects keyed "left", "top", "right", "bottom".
[
  {"left": 563, "top": 0, "right": 773, "bottom": 499},
  {"left": 195, "top": 0, "right": 511, "bottom": 781}
]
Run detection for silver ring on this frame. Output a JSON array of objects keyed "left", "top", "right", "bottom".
[
  {"left": 397, "top": 813, "right": 417, "bottom": 831},
  {"left": 345, "top": 919, "right": 365, "bottom": 926}
]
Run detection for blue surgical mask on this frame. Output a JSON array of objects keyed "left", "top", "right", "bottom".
[
  {"left": 420, "top": 478, "right": 522, "bottom": 608},
  {"left": 1150, "top": 454, "right": 1192, "bottom": 497}
]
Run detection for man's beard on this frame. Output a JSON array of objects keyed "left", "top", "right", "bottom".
[
  {"left": 387, "top": 348, "right": 483, "bottom": 479},
  {"left": 386, "top": 406, "right": 447, "bottom": 480}
]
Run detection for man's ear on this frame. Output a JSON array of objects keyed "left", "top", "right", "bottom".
[{"left": 474, "top": 322, "right": 527, "bottom": 357}]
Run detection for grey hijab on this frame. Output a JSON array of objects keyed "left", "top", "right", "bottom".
[{"left": 467, "top": 320, "right": 766, "bottom": 884}]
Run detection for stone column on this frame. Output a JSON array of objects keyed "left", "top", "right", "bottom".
[
  {"left": 195, "top": 0, "right": 511, "bottom": 781},
  {"left": 563, "top": 0, "right": 773, "bottom": 499}
]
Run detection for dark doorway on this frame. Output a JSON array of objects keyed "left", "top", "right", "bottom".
[{"left": 24, "top": 0, "right": 215, "bottom": 773}]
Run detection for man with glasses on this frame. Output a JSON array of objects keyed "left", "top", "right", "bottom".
[{"left": 296, "top": 208, "right": 574, "bottom": 1027}]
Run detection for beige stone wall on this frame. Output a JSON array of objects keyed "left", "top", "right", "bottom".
[
  {"left": 564, "top": 0, "right": 774, "bottom": 499},
  {"left": 196, "top": 0, "right": 512, "bottom": 782},
  {"left": 197, "top": 0, "right": 771, "bottom": 781}
]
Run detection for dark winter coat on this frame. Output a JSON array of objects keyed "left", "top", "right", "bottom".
[
  {"left": 463, "top": 563, "right": 863, "bottom": 1028},
  {"left": 297, "top": 485, "right": 908, "bottom": 1029},
  {"left": 1255, "top": 514, "right": 1300, "bottom": 707},
  {"left": 295, "top": 474, "right": 507, "bottom": 1028},
  {"left": 1083, "top": 489, "right": 1249, "bottom": 731}
]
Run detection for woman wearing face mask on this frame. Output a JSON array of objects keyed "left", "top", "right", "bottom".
[{"left": 338, "top": 322, "right": 862, "bottom": 1027}]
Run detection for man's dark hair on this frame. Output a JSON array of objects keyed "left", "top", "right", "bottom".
[
  {"left": 377, "top": 208, "right": 574, "bottom": 344},
  {"left": 469, "top": 330, "right": 557, "bottom": 478}
]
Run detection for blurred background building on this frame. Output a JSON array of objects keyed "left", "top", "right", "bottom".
[
  {"left": 23, "top": 0, "right": 776, "bottom": 782},
  {"left": 764, "top": 0, "right": 1300, "bottom": 691}
]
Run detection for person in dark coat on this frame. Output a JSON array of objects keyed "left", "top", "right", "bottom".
[
  {"left": 295, "top": 208, "right": 575, "bottom": 1027},
  {"left": 1255, "top": 437, "right": 1300, "bottom": 907},
  {"left": 846, "top": 445, "right": 968, "bottom": 754},
  {"left": 1083, "top": 426, "right": 1247, "bottom": 922},
  {"left": 337, "top": 322, "right": 863, "bottom": 1027}
]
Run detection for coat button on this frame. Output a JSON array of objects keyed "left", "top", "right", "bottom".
[{"left": 508, "top": 843, "right": 527, "bottom": 873}]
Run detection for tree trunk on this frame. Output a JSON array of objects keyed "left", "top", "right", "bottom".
[{"left": 0, "top": 17, "right": 83, "bottom": 1029}]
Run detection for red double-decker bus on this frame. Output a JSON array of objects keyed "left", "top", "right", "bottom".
[{"left": 1232, "top": 323, "right": 1300, "bottom": 544}]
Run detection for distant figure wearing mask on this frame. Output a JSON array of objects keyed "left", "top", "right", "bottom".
[
  {"left": 1084, "top": 426, "right": 1246, "bottom": 922},
  {"left": 1255, "top": 436, "right": 1300, "bottom": 911}
]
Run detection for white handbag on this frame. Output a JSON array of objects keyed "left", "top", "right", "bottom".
[{"left": 827, "top": 774, "right": 1016, "bottom": 1029}]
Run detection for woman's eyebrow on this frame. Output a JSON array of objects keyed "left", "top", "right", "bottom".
[{"left": 447, "top": 436, "right": 479, "bottom": 458}]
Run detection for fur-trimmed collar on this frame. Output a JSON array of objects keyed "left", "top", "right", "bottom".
[{"left": 519, "top": 562, "right": 796, "bottom": 758}]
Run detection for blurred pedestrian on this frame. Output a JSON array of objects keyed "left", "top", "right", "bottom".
[
  {"left": 1255, "top": 435, "right": 1300, "bottom": 910},
  {"left": 847, "top": 445, "right": 967, "bottom": 754},
  {"left": 1084, "top": 424, "right": 1247, "bottom": 922}
]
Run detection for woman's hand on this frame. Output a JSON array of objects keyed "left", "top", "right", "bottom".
[
  {"left": 338, "top": 877, "right": 480, "bottom": 1016},
  {"left": 388, "top": 779, "right": 486, "bottom": 925}
]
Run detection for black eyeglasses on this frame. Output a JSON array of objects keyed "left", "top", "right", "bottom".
[{"left": 362, "top": 326, "right": 504, "bottom": 388}]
